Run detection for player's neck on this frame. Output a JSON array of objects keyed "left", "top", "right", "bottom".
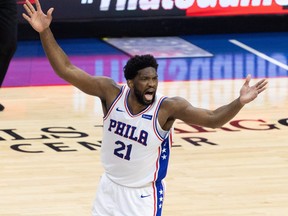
[{"left": 127, "top": 95, "right": 149, "bottom": 115}]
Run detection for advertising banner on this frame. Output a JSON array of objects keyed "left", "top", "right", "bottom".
[{"left": 17, "top": 0, "right": 288, "bottom": 23}]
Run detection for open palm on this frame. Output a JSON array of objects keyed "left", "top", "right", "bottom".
[
  {"left": 239, "top": 75, "right": 268, "bottom": 105},
  {"left": 22, "top": 0, "right": 54, "bottom": 33}
]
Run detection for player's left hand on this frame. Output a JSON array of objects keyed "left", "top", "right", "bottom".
[{"left": 239, "top": 74, "right": 268, "bottom": 105}]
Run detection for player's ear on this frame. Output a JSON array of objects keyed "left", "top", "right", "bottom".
[{"left": 127, "top": 79, "right": 134, "bottom": 88}]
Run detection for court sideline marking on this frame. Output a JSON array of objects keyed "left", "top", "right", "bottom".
[{"left": 229, "top": 39, "right": 288, "bottom": 71}]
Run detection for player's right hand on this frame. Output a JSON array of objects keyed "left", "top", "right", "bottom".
[{"left": 22, "top": 0, "right": 54, "bottom": 33}]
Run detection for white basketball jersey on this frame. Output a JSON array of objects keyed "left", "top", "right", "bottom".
[{"left": 101, "top": 85, "right": 173, "bottom": 187}]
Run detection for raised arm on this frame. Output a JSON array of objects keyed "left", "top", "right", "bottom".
[
  {"left": 22, "top": 0, "right": 120, "bottom": 100},
  {"left": 161, "top": 75, "right": 268, "bottom": 130}
]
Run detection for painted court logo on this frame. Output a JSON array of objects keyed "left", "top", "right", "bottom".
[{"left": 1, "top": 118, "right": 287, "bottom": 153}]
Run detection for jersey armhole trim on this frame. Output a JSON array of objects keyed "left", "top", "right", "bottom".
[
  {"left": 153, "top": 96, "right": 168, "bottom": 141},
  {"left": 103, "top": 85, "right": 126, "bottom": 120}
]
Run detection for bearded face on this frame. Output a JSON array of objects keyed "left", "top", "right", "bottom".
[
  {"left": 129, "top": 67, "right": 158, "bottom": 106},
  {"left": 133, "top": 84, "right": 156, "bottom": 105}
]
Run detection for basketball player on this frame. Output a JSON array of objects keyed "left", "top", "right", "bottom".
[
  {"left": 0, "top": 0, "right": 18, "bottom": 111},
  {"left": 22, "top": 0, "right": 268, "bottom": 215}
]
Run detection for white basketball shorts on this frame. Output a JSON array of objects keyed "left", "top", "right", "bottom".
[{"left": 92, "top": 173, "right": 166, "bottom": 216}]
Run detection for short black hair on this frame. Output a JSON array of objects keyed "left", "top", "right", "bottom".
[{"left": 123, "top": 54, "right": 158, "bottom": 80}]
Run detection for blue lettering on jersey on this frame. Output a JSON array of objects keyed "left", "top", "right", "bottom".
[
  {"left": 142, "top": 114, "right": 152, "bottom": 120},
  {"left": 108, "top": 119, "right": 148, "bottom": 146}
]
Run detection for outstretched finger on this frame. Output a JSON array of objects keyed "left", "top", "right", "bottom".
[
  {"left": 255, "top": 78, "right": 267, "bottom": 88},
  {"left": 25, "top": 0, "right": 36, "bottom": 13},
  {"left": 35, "top": 0, "right": 42, "bottom": 12},
  {"left": 257, "top": 85, "right": 268, "bottom": 94},
  {"left": 244, "top": 74, "right": 251, "bottom": 86},
  {"left": 47, "top": 7, "right": 54, "bottom": 18},
  {"left": 22, "top": 12, "right": 31, "bottom": 22},
  {"left": 257, "top": 79, "right": 268, "bottom": 90},
  {"left": 256, "top": 78, "right": 266, "bottom": 84},
  {"left": 23, "top": 4, "right": 33, "bottom": 16}
]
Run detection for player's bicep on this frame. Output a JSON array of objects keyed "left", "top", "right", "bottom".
[
  {"left": 171, "top": 97, "right": 214, "bottom": 127},
  {"left": 65, "top": 65, "right": 117, "bottom": 99}
]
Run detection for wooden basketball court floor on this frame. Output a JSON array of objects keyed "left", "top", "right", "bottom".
[{"left": 1, "top": 32, "right": 288, "bottom": 215}]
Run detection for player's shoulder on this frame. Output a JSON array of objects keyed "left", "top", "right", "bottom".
[
  {"left": 99, "top": 77, "right": 122, "bottom": 101},
  {"left": 159, "top": 96, "right": 192, "bottom": 123},
  {"left": 160, "top": 96, "right": 188, "bottom": 111},
  {"left": 162, "top": 96, "right": 187, "bottom": 105},
  {"left": 101, "top": 77, "right": 122, "bottom": 92}
]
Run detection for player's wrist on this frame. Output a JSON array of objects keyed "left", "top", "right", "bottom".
[{"left": 238, "top": 96, "right": 246, "bottom": 106}]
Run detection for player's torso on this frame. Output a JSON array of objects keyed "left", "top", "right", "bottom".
[{"left": 101, "top": 85, "right": 171, "bottom": 187}]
